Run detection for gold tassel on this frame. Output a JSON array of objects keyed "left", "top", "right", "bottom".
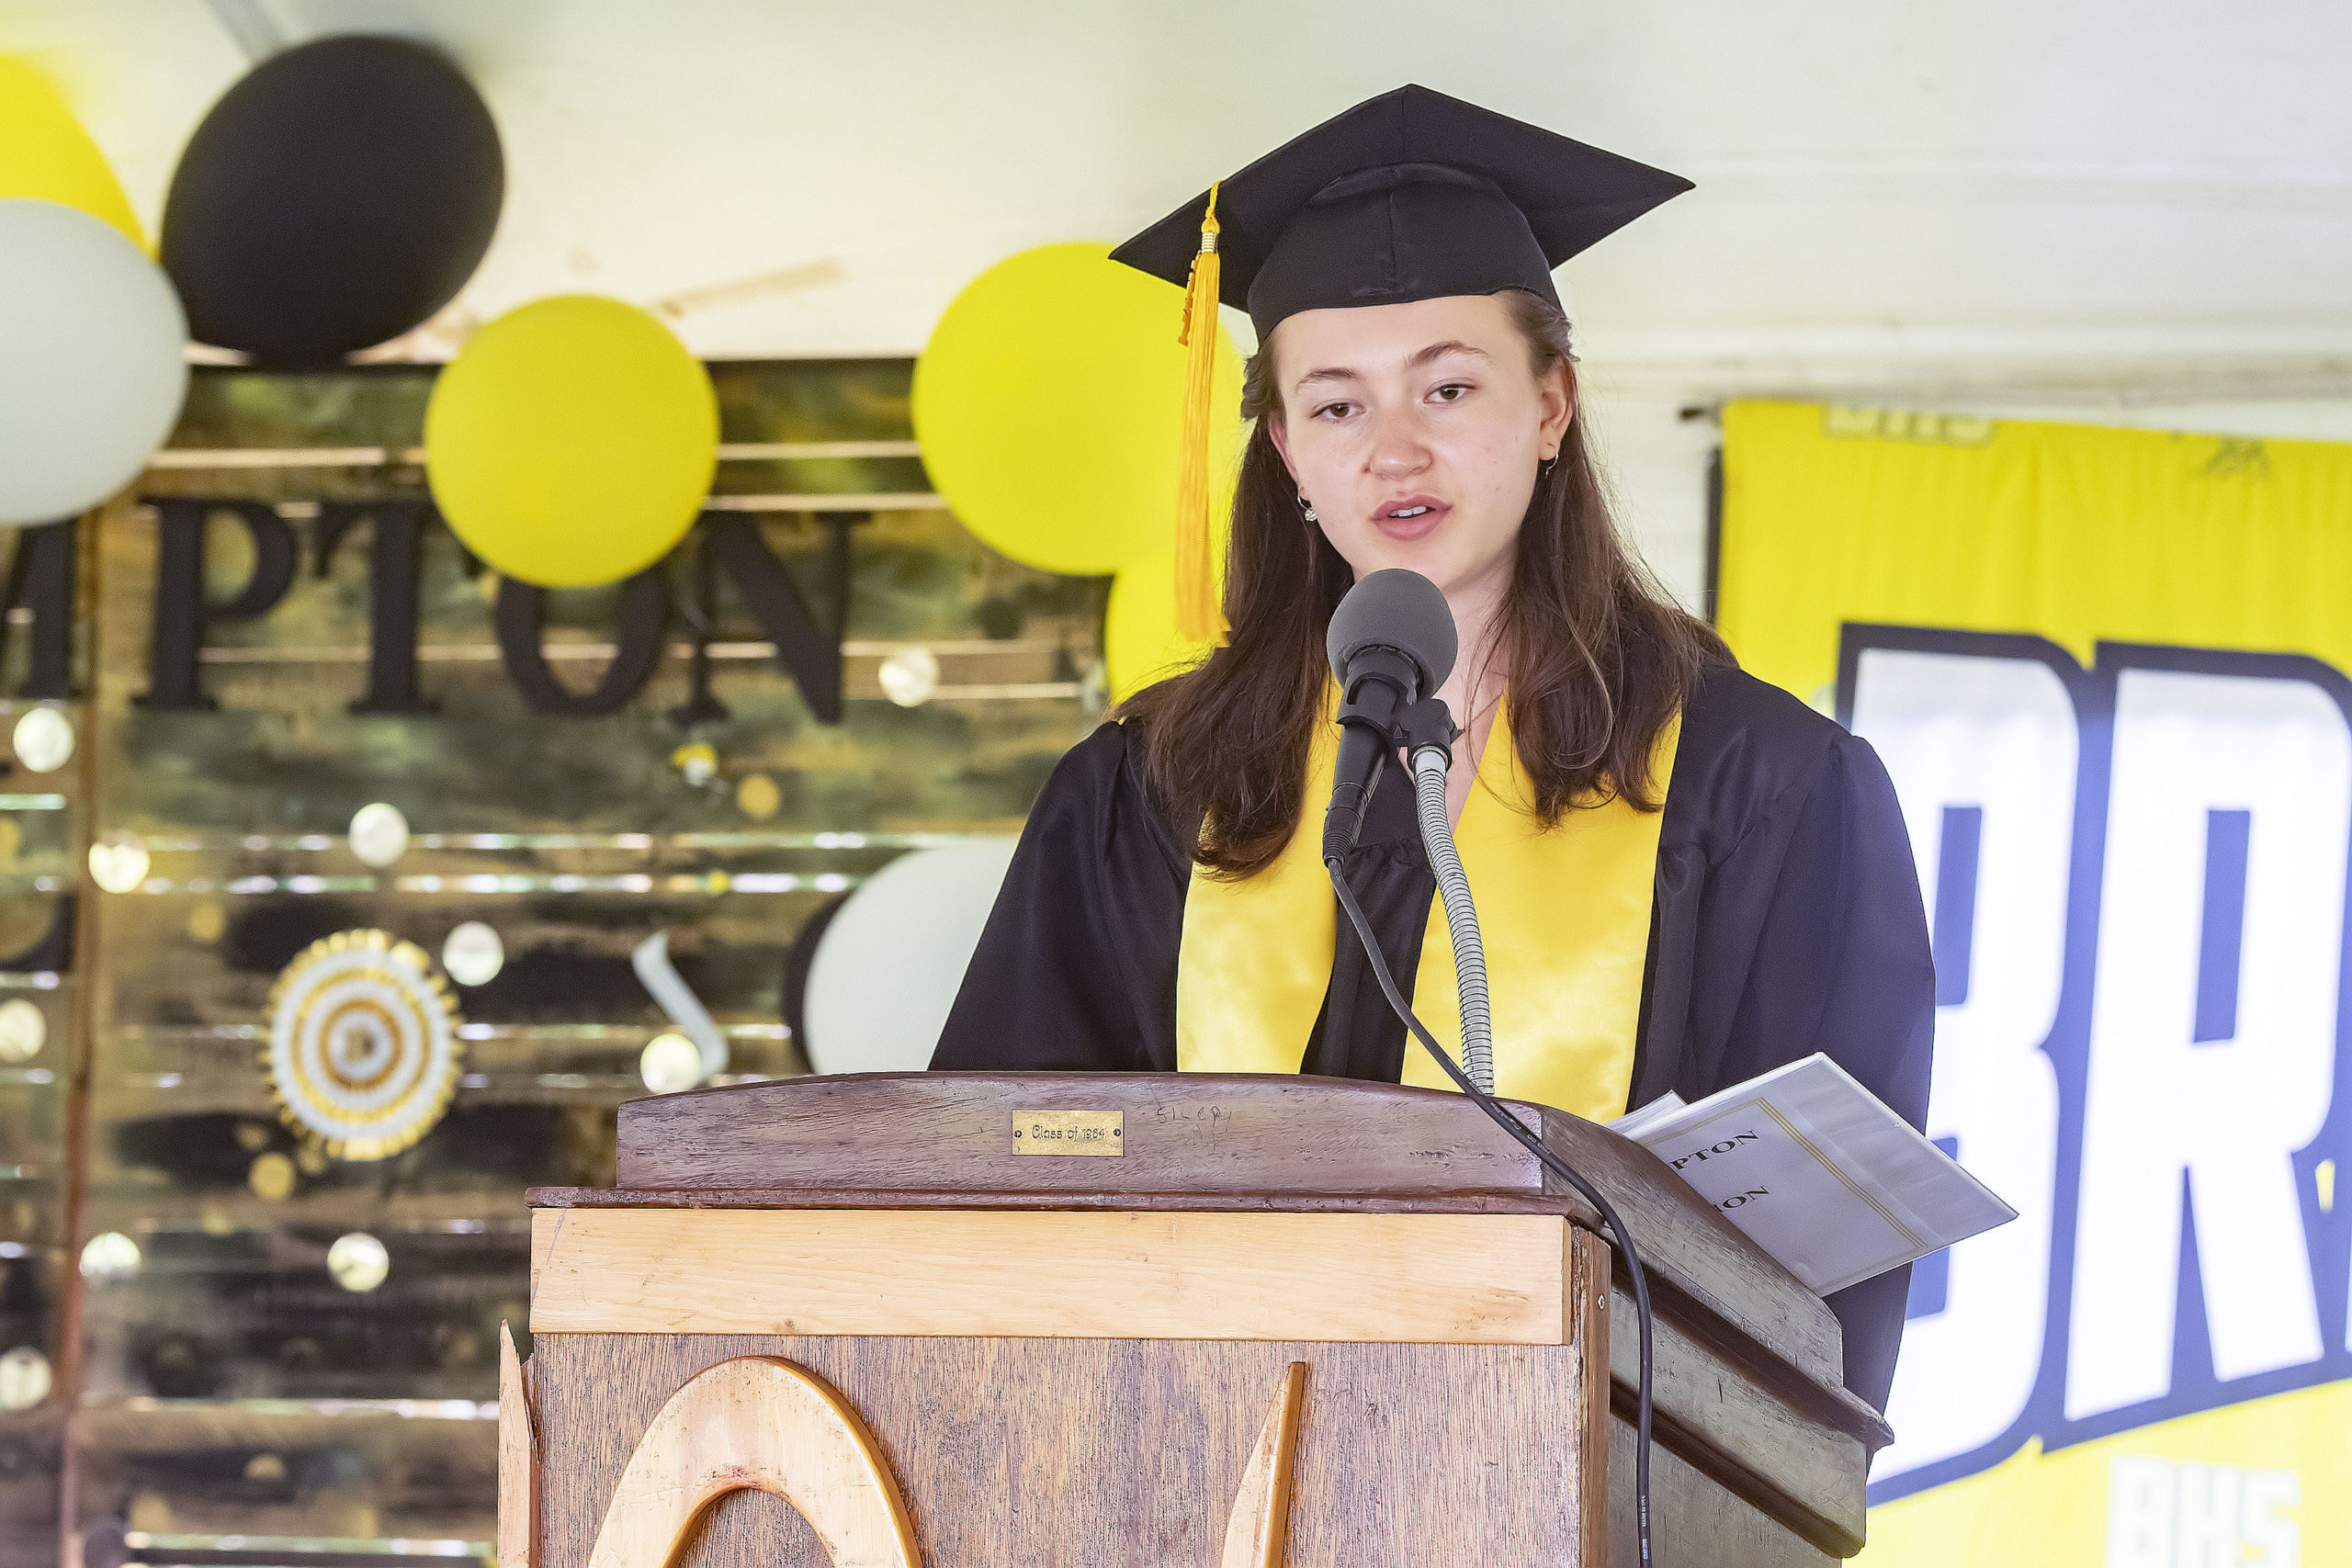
[{"left": 1173, "top": 181, "right": 1227, "bottom": 644}]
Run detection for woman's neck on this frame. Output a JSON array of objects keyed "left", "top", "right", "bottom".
[
  {"left": 1430, "top": 570, "right": 1511, "bottom": 829},
  {"left": 1435, "top": 570, "right": 1511, "bottom": 740}
]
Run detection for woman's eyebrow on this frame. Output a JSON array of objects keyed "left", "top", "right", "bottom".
[
  {"left": 1408, "top": 339, "right": 1491, "bottom": 368},
  {"left": 1295, "top": 340, "right": 1492, "bottom": 392}
]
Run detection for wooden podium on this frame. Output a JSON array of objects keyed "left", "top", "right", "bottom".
[{"left": 511, "top": 1073, "right": 1889, "bottom": 1566}]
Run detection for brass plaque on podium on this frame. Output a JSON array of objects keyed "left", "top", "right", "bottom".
[{"left": 1012, "top": 1110, "right": 1124, "bottom": 1156}]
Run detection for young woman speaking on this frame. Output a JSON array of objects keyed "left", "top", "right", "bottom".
[{"left": 933, "top": 85, "right": 1935, "bottom": 1412}]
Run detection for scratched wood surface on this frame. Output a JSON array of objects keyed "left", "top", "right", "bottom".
[
  {"left": 528, "top": 1213, "right": 1866, "bottom": 1553},
  {"left": 616, "top": 1072, "right": 1555, "bottom": 1195},
  {"left": 525, "top": 1273, "right": 1857, "bottom": 1568},
  {"left": 591, "top": 1071, "right": 1844, "bottom": 1389},
  {"left": 531, "top": 1332, "right": 1600, "bottom": 1568}
]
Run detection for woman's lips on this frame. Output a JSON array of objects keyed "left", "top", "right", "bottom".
[{"left": 1372, "top": 501, "right": 1451, "bottom": 541}]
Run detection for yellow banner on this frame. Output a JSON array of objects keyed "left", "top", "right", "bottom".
[
  {"left": 1717, "top": 401, "right": 2352, "bottom": 1568},
  {"left": 1720, "top": 402, "right": 2352, "bottom": 696}
]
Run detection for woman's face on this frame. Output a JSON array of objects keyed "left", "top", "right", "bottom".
[{"left": 1266, "top": 293, "right": 1573, "bottom": 602}]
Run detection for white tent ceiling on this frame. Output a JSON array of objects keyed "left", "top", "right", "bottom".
[
  {"left": 5, "top": 0, "right": 2348, "bottom": 402},
  {"left": 6, "top": 0, "right": 2347, "bottom": 606}
]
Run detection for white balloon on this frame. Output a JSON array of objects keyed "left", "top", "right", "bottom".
[
  {"left": 803, "top": 838, "right": 1018, "bottom": 1076},
  {"left": 0, "top": 200, "right": 188, "bottom": 525}
]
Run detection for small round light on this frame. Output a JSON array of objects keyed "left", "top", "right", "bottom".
[
  {"left": 87, "top": 832, "right": 149, "bottom": 895},
  {"left": 639, "top": 1032, "right": 703, "bottom": 1095},
  {"left": 79, "top": 1231, "right": 140, "bottom": 1283},
  {"left": 735, "top": 773, "right": 780, "bottom": 821},
  {"left": 186, "top": 900, "right": 226, "bottom": 944},
  {"left": 247, "top": 1151, "right": 295, "bottom": 1201},
  {"left": 0, "top": 1347, "right": 51, "bottom": 1411},
  {"left": 327, "top": 1232, "right": 390, "bottom": 1293},
  {"left": 348, "top": 803, "right": 410, "bottom": 869},
  {"left": 877, "top": 647, "right": 940, "bottom": 707},
  {"left": 11, "top": 707, "right": 74, "bottom": 773},
  {"left": 671, "top": 741, "right": 718, "bottom": 787},
  {"left": 0, "top": 999, "right": 44, "bottom": 1065},
  {"left": 441, "top": 921, "right": 504, "bottom": 987}
]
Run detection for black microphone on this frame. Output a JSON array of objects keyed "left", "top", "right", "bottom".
[{"left": 1321, "top": 569, "right": 1458, "bottom": 865}]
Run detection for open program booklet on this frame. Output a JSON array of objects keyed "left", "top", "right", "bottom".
[{"left": 1606, "top": 1053, "right": 2016, "bottom": 1296}]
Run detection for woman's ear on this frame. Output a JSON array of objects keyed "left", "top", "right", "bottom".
[{"left": 1540, "top": 360, "right": 1577, "bottom": 458}]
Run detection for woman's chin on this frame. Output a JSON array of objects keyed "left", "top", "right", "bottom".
[{"left": 1352, "top": 536, "right": 1462, "bottom": 591}]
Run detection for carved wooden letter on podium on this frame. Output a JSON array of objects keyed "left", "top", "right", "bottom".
[
  {"left": 1223, "top": 1362, "right": 1309, "bottom": 1568},
  {"left": 582, "top": 1358, "right": 921, "bottom": 1568},
  {"left": 498, "top": 1323, "right": 539, "bottom": 1568}
]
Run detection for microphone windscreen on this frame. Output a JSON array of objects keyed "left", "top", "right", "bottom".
[{"left": 1325, "top": 569, "right": 1459, "bottom": 690}]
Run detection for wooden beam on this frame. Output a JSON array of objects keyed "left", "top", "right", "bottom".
[{"left": 530, "top": 1208, "right": 1574, "bottom": 1344}]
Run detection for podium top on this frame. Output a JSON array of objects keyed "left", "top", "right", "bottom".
[
  {"left": 616, "top": 1071, "right": 1561, "bottom": 1197},
  {"left": 530, "top": 1071, "right": 1879, "bottom": 1428}
]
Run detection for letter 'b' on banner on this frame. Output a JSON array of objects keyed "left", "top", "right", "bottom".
[{"left": 1724, "top": 402, "right": 2352, "bottom": 1565}]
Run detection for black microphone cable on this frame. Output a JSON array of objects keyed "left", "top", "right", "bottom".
[{"left": 1326, "top": 865, "right": 1657, "bottom": 1568}]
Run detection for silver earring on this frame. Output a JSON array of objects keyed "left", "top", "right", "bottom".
[
  {"left": 1297, "top": 491, "right": 1319, "bottom": 524},
  {"left": 1538, "top": 454, "right": 1558, "bottom": 479}
]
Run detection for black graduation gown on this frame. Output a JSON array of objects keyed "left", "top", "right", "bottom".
[{"left": 932, "top": 663, "right": 1937, "bottom": 1412}]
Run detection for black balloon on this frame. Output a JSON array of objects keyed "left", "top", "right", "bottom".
[{"left": 162, "top": 35, "right": 503, "bottom": 367}]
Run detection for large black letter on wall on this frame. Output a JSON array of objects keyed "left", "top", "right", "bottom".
[
  {"left": 315, "top": 499, "right": 431, "bottom": 715},
  {"left": 0, "top": 520, "right": 77, "bottom": 699},
  {"left": 494, "top": 570, "right": 667, "bottom": 717},
  {"left": 136, "top": 499, "right": 298, "bottom": 711},
  {"left": 698, "top": 513, "right": 845, "bottom": 724}
]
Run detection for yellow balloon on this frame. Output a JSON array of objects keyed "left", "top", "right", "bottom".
[
  {"left": 914, "top": 243, "right": 1244, "bottom": 578},
  {"left": 0, "top": 59, "right": 143, "bottom": 249},
  {"left": 1105, "top": 539, "right": 1229, "bottom": 702},
  {"left": 425, "top": 297, "right": 718, "bottom": 588}
]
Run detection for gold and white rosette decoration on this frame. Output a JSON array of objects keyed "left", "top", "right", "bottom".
[{"left": 265, "top": 930, "right": 463, "bottom": 1160}]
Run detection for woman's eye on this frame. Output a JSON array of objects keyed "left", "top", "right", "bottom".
[
  {"left": 1313, "top": 401, "right": 1354, "bottom": 421},
  {"left": 1430, "top": 383, "right": 1473, "bottom": 402}
]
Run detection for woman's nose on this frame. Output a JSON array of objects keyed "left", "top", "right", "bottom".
[{"left": 1364, "top": 412, "right": 1431, "bottom": 477}]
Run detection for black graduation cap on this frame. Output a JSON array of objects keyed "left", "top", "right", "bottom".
[{"left": 1112, "top": 83, "right": 1691, "bottom": 343}]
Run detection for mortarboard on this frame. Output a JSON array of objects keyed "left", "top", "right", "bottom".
[{"left": 1113, "top": 84, "right": 1690, "bottom": 640}]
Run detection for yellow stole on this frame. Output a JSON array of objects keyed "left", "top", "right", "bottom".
[{"left": 1173, "top": 697, "right": 1679, "bottom": 1122}]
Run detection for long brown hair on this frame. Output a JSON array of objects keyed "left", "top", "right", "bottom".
[{"left": 1121, "top": 288, "right": 1728, "bottom": 877}]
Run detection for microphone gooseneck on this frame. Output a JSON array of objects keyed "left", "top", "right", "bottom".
[
  {"left": 1411, "top": 741, "right": 1494, "bottom": 1096},
  {"left": 1316, "top": 566, "right": 1657, "bottom": 1567}
]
